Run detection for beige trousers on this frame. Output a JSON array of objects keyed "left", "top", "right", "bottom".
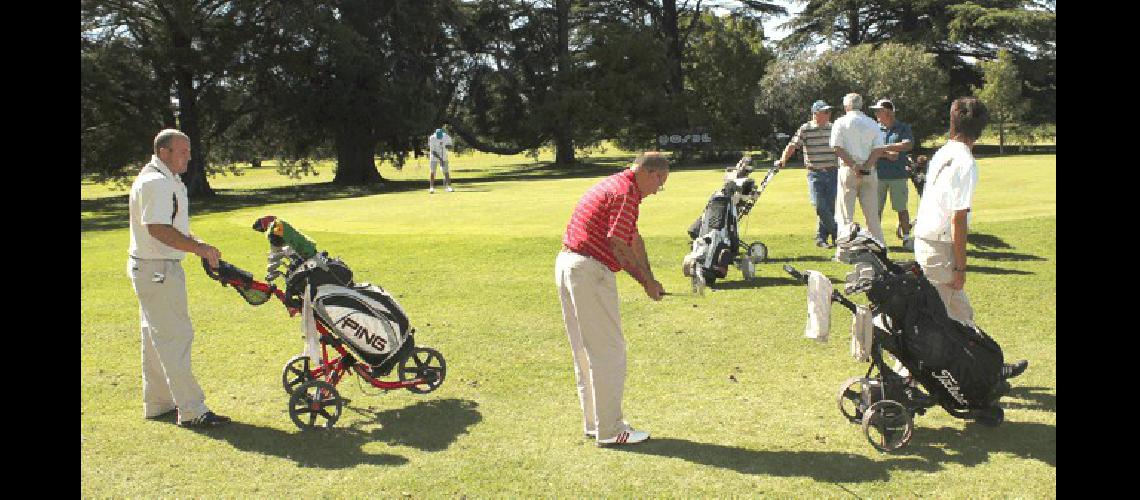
[
  {"left": 836, "top": 166, "right": 886, "bottom": 245},
  {"left": 913, "top": 237, "right": 976, "bottom": 328},
  {"left": 554, "top": 250, "right": 628, "bottom": 441},
  {"left": 127, "top": 258, "right": 210, "bottom": 420}
]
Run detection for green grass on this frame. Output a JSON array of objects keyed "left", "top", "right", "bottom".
[{"left": 82, "top": 151, "right": 1056, "bottom": 497}]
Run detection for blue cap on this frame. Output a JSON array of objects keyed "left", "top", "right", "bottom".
[
  {"left": 811, "top": 100, "right": 833, "bottom": 113},
  {"left": 435, "top": 128, "right": 444, "bottom": 139}
]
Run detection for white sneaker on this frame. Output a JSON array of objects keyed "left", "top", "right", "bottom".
[
  {"left": 597, "top": 428, "right": 650, "bottom": 446},
  {"left": 446, "top": 186, "right": 454, "bottom": 192},
  {"left": 428, "top": 187, "right": 435, "bottom": 194}
]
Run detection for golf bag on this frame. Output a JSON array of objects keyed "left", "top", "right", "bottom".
[
  {"left": 283, "top": 251, "right": 414, "bottom": 374},
  {"left": 788, "top": 225, "right": 1013, "bottom": 451},
  {"left": 682, "top": 156, "right": 778, "bottom": 292}
]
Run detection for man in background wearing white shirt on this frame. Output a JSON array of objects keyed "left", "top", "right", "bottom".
[
  {"left": 427, "top": 126, "right": 454, "bottom": 193},
  {"left": 830, "top": 93, "right": 886, "bottom": 250},
  {"left": 912, "top": 97, "right": 1027, "bottom": 379}
]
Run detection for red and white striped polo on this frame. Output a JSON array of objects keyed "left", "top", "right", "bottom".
[{"left": 562, "top": 169, "right": 643, "bottom": 272}]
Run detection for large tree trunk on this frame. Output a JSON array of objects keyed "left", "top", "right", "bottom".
[
  {"left": 173, "top": 60, "right": 214, "bottom": 198},
  {"left": 554, "top": 0, "right": 576, "bottom": 165},
  {"left": 332, "top": 129, "right": 383, "bottom": 185},
  {"left": 662, "top": 0, "right": 685, "bottom": 99}
]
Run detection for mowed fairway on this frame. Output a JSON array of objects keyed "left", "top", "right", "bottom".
[{"left": 81, "top": 150, "right": 1056, "bottom": 497}]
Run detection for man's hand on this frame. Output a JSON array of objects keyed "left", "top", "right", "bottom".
[
  {"left": 643, "top": 279, "right": 665, "bottom": 301},
  {"left": 196, "top": 242, "right": 222, "bottom": 270}
]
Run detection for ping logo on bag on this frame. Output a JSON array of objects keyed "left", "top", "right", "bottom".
[
  {"left": 334, "top": 314, "right": 388, "bottom": 351},
  {"left": 932, "top": 369, "right": 969, "bottom": 406}
]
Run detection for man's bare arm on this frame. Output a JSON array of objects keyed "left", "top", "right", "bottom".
[
  {"left": 147, "top": 224, "right": 221, "bottom": 267},
  {"left": 949, "top": 209, "right": 969, "bottom": 290}
]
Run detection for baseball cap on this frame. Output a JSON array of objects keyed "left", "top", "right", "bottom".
[
  {"left": 869, "top": 99, "right": 895, "bottom": 111},
  {"left": 811, "top": 100, "right": 833, "bottom": 113}
]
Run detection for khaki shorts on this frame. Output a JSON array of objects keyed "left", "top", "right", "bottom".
[{"left": 877, "top": 178, "right": 909, "bottom": 212}]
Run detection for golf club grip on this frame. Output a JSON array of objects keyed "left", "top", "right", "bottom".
[
  {"left": 783, "top": 264, "right": 808, "bottom": 284},
  {"left": 831, "top": 290, "right": 859, "bottom": 313}
]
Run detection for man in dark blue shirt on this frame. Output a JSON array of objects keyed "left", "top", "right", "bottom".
[{"left": 870, "top": 99, "right": 915, "bottom": 246}]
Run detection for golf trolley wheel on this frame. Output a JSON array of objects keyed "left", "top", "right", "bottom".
[
  {"left": 398, "top": 347, "right": 447, "bottom": 394},
  {"left": 287, "top": 380, "right": 344, "bottom": 431},
  {"left": 861, "top": 400, "right": 914, "bottom": 452},
  {"left": 747, "top": 242, "right": 768, "bottom": 263},
  {"left": 689, "top": 261, "right": 707, "bottom": 295},
  {"left": 281, "top": 355, "right": 314, "bottom": 395},
  {"left": 836, "top": 377, "right": 872, "bottom": 424},
  {"left": 740, "top": 255, "right": 756, "bottom": 280}
]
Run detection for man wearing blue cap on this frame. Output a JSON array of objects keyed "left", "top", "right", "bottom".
[
  {"left": 427, "top": 126, "right": 454, "bottom": 193},
  {"left": 776, "top": 99, "right": 839, "bottom": 248}
]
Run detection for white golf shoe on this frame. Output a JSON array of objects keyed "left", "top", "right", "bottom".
[{"left": 597, "top": 427, "right": 650, "bottom": 446}]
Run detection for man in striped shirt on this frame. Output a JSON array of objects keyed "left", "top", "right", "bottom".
[
  {"left": 555, "top": 152, "right": 668, "bottom": 446},
  {"left": 776, "top": 99, "right": 839, "bottom": 248}
]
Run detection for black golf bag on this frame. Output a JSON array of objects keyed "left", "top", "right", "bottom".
[
  {"left": 682, "top": 156, "right": 776, "bottom": 292},
  {"left": 788, "top": 225, "right": 1013, "bottom": 451}
]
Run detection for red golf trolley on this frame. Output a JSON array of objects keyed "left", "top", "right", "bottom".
[{"left": 202, "top": 217, "right": 445, "bottom": 431}]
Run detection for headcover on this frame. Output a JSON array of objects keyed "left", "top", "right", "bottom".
[
  {"left": 252, "top": 215, "right": 318, "bottom": 260},
  {"left": 202, "top": 258, "right": 273, "bottom": 306}
]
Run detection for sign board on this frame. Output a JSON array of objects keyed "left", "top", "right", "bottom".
[{"left": 657, "top": 130, "right": 713, "bottom": 149}]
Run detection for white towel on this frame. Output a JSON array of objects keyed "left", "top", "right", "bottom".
[
  {"left": 300, "top": 283, "right": 321, "bottom": 366},
  {"left": 851, "top": 305, "right": 874, "bottom": 362},
  {"left": 804, "top": 270, "right": 832, "bottom": 342}
]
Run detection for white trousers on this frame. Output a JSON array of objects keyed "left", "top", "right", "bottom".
[
  {"left": 836, "top": 166, "right": 886, "bottom": 246},
  {"left": 554, "top": 250, "right": 628, "bottom": 441},
  {"left": 127, "top": 258, "right": 210, "bottom": 420},
  {"left": 913, "top": 237, "right": 976, "bottom": 328}
]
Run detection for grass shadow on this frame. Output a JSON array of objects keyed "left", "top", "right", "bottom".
[
  {"left": 346, "top": 398, "right": 483, "bottom": 451},
  {"left": 968, "top": 233, "right": 1014, "bottom": 250},
  {"left": 967, "top": 251, "right": 1046, "bottom": 262},
  {"left": 611, "top": 437, "right": 936, "bottom": 483},
  {"left": 177, "top": 398, "right": 480, "bottom": 468},
  {"left": 900, "top": 420, "right": 1056, "bottom": 468},
  {"left": 178, "top": 420, "right": 409, "bottom": 469},
  {"left": 1000, "top": 386, "right": 1055, "bottom": 413},
  {"left": 967, "top": 265, "right": 1034, "bottom": 276}
]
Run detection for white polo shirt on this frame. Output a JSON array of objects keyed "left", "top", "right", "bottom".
[
  {"left": 427, "top": 132, "right": 452, "bottom": 161},
  {"left": 128, "top": 155, "right": 191, "bottom": 260},
  {"left": 829, "top": 110, "right": 885, "bottom": 167},
  {"left": 913, "top": 140, "right": 978, "bottom": 242}
]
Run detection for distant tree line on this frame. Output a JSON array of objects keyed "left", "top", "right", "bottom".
[{"left": 81, "top": 0, "right": 1055, "bottom": 197}]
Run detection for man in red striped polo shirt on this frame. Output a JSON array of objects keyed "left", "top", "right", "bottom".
[{"left": 555, "top": 152, "right": 668, "bottom": 446}]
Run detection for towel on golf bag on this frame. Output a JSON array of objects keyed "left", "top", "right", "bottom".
[
  {"left": 804, "top": 270, "right": 832, "bottom": 342},
  {"left": 311, "top": 282, "right": 411, "bottom": 367},
  {"left": 866, "top": 269, "right": 1006, "bottom": 410},
  {"left": 851, "top": 305, "right": 874, "bottom": 362},
  {"left": 300, "top": 283, "right": 321, "bottom": 365}
]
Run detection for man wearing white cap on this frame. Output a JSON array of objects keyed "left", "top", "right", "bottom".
[
  {"left": 776, "top": 99, "right": 839, "bottom": 248},
  {"left": 427, "top": 126, "right": 454, "bottom": 193},
  {"left": 830, "top": 92, "right": 886, "bottom": 248}
]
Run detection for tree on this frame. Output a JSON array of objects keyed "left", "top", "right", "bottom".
[
  {"left": 975, "top": 49, "right": 1025, "bottom": 153},
  {"left": 81, "top": 0, "right": 262, "bottom": 197},
  {"left": 685, "top": 11, "right": 774, "bottom": 151},
  {"left": 757, "top": 43, "right": 948, "bottom": 148},
  {"left": 777, "top": 0, "right": 1054, "bottom": 123},
  {"left": 244, "top": 0, "right": 464, "bottom": 185}
]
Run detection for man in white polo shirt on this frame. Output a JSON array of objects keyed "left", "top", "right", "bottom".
[
  {"left": 830, "top": 92, "right": 886, "bottom": 250},
  {"left": 127, "top": 129, "right": 231, "bottom": 428},
  {"left": 427, "top": 126, "right": 454, "bottom": 193},
  {"left": 912, "top": 97, "right": 1028, "bottom": 380}
]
